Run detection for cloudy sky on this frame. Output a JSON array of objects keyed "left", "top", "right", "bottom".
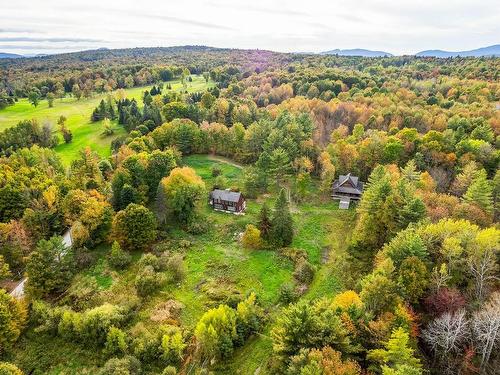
[{"left": 1, "top": 0, "right": 498, "bottom": 55}]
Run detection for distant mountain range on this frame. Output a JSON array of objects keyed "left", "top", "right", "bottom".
[
  {"left": 1, "top": 44, "right": 499, "bottom": 59},
  {"left": 0, "top": 52, "right": 23, "bottom": 59},
  {"left": 321, "top": 48, "right": 392, "bottom": 57},
  {"left": 415, "top": 44, "right": 500, "bottom": 57}
]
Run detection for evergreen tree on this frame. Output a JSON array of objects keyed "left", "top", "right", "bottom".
[
  {"left": 257, "top": 202, "right": 272, "bottom": 241},
  {"left": 270, "top": 189, "right": 294, "bottom": 247},
  {"left": 26, "top": 236, "right": 75, "bottom": 298},
  {"left": 463, "top": 170, "right": 493, "bottom": 214}
]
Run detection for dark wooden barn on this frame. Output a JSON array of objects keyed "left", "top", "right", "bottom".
[
  {"left": 332, "top": 173, "right": 364, "bottom": 209},
  {"left": 209, "top": 189, "right": 246, "bottom": 214}
]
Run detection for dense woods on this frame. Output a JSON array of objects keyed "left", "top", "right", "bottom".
[{"left": 0, "top": 47, "right": 498, "bottom": 374}]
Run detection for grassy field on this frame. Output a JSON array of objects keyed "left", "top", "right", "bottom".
[
  {"left": 0, "top": 75, "right": 212, "bottom": 165},
  {"left": 8, "top": 154, "right": 355, "bottom": 374}
]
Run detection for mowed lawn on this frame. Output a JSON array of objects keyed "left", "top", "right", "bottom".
[{"left": 0, "top": 75, "right": 212, "bottom": 165}]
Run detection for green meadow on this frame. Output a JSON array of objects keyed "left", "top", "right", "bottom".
[{"left": 0, "top": 75, "right": 212, "bottom": 165}]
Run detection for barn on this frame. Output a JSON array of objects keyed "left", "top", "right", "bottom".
[
  {"left": 332, "top": 173, "right": 364, "bottom": 209},
  {"left": 209, "top": 189, "right": 246, "bottom": 214}
]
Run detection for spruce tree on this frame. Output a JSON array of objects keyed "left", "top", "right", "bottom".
[
  {"left": 258, "top": 202, "right": 272, "bottom": 241},
  {"left": 270, "top": 189, "right": 293, "bottom": 247},
  {"left": 463, "top": 170, "right": 493, "bottom": 214}
]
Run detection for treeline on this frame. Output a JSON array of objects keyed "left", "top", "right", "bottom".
[{"left": 0, "top": 119, "right": 58, "bottom": 156}]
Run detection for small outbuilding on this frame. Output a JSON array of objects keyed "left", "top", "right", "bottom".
[
  {"left": 209, "top": 189, "right": 246, "bottom": 214},
  {"left": 332, "top": 173, "right": 364, "bottom": 209}
]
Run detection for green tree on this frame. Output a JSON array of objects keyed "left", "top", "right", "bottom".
[
  {"left": 257, "top": 202, "right": 272, "bottom": 241},
  {"left": 47, "top": 92, "right": 55, "bottom": 108},
  {"left": 108, "top": 241, "right": 132, "bottom": 269},
  {"left": 28, "top": 90, "right": 40, "bottom": 107},
  {"left": 271, "top": 299, "right": 353, "bottom": 360},
  {"left": 104, "top": 326, "right": 128, "bottom": 357},
  {"left": 195, "top": 304, "right": 237, "bottom": 360},
  {"left": 0, "top": 290, "right": 27, "bottom": 354},
  {"left": 112, "top": 204, "right": 157, "bottom": 250},
  {"left": 368, "top": 327, "right": 422, "bottom": 374},
  {"left": 26, "top": 236, "right": 75, "bottom": 298},
  {"left": 72, "top": 84, "right": 82, "bottom": 100},
  {"left": 463, "top": 170, "right": 493, "bottom": 214},
  {"left": 156, "top": 167, "right": 205, "bottom": 224},
  {"left": 270, "top": 189, "right": 294, "bottom": 248},
  {"left": 270, "top": 148, "right": 292, "bottom": 186},
  {"left": 397, "top": 256, "right": 429, "bottom": 304},
  {"left": 0, "top": 255, "right": 11, "bottom": 280}
]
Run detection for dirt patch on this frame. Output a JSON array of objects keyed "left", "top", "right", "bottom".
[{"left": 150, "top": 299, "right": 185, "bottom": 322}]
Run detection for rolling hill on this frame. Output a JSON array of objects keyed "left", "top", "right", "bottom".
[
  {"left": 0, "top": 52, "right": 23, "bottom": 59},
  {"left": 320, "top": 48, "right": 393, "bottom": 57},
  {"left": 416, "top": 44, "right": 500, "bottom": 57}
]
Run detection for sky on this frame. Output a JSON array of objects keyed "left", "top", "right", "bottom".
[{"left": 1, "top": 0, "right": 498, "bottom": 56}]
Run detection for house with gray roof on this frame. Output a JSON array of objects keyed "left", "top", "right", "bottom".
[
  {"left": 209, "top": 189, "right": 246, "bottom": 214},
  {"left": 332, "top": 173, "right": 364, "bottom": 209}
]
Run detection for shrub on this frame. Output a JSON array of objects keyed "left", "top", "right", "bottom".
[
  {"left": 241, "top": 224, "right": 262, "bottom": 249},
  {"left": 98, "top": 356, "right": 141, "bottom": 375},
  {"left": 79, "top": 304, "right": 129, "bottom": 345},
  {"left": 104, "top": 326, "right": 128, "bottom": 357},
  {"left": 166, "top": 253, "right": 186, "bottom": 283},
  {"left": 293, "top": 258, "right": 315, "bottom": 284},
  {"left": 160, "top": 327, "right": 186, "bottom": 366},
  {"left": 137, "top": 253, "right": 165, "bottom": 271},
  {"left": 135, "top": 266, "right": 166, "bottom": 298},
  {"left": 108, "top": 241, "right": 132, "bottom": 269},
  {"left": 279, "top": 282, "right": 298, "bottom": 304},
  {"left": 0, "top": 362, "right": 23, "bottom": 375},
  {"left": 162, "top": 366, "right": 177, "bottom": 375},
  {"left": 212, "top": 175, "right": 227, "bottom": 190},
  {"left": 211, "top": 164, "right": 222, "bottom": 177}
]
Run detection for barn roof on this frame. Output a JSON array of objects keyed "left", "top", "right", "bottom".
[
  {"left": 332, "top": 173, "right": 364, "bottom": 195},
  {"left": 210, "top": 189, "right": 242, "bottom": 203}
]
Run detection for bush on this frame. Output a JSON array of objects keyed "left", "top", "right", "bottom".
[
  {"left": 108, "top": 241, "right": 132, "bottom": 269},
  {"left": 186, "top": 215, "right": 210, "bottom": 234},
  {"left": 293, "top": 258, "right": 315, "bottom": 284},
  {"left": 138, "top": 253, "right": 166, "bottom": 272},
  {"left": 212, "top": 175, "right": 227, "bottom": 190},
  {"left": 166, "top": 253, "right": 186, "bottom": 283},
  {"left": 279, "top": 282, "right": 298, "bottom": 304},
  {"left": 0, "top": 362, "right": 23, "bottom": 375},
  {"left": 241, "top": 224, "right": 262, "bottom": 249},
  {"left": 211, "top": 164, "right": 222, "bottom": 177},
  {"left": 98, "top": 356, "right": 141, "bottom": 375},
  {"left": 104, "top": 326, "right": 128, "bottom": 357},
  {"left": 162, "top": 366, "right": 177, "bottom": 375},
  {"left": 160, "top": 327, "right": 186, "bottom": 366},
  {"left": 135, "top": 266, "right": 166, "bottom": 298},
  {"left": 137, "top": 124, "right": 150, "bottom": 135}
]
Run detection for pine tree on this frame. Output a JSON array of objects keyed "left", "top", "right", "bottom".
[
  {"left": 270, "top": 189, "right": 293, "bottom": 248},
  {"left": 258, "top": 202, "right": 272, "bottom": 241},
  {"left": 463, "top": 170, "right": 493, "bottom": 214}
]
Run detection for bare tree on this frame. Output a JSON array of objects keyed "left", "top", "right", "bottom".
[
  {"left": 422, "top": 309, "right": 470, "bottom": 374},
  {"left": 472, "top": 292, "right": 500, "bottom": 372},
  {"left": 468, "top": 250, "right": 499, "bottom": 302},
  {"left": 423, "top": 309, "right": 469, "bottom": 356}
]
